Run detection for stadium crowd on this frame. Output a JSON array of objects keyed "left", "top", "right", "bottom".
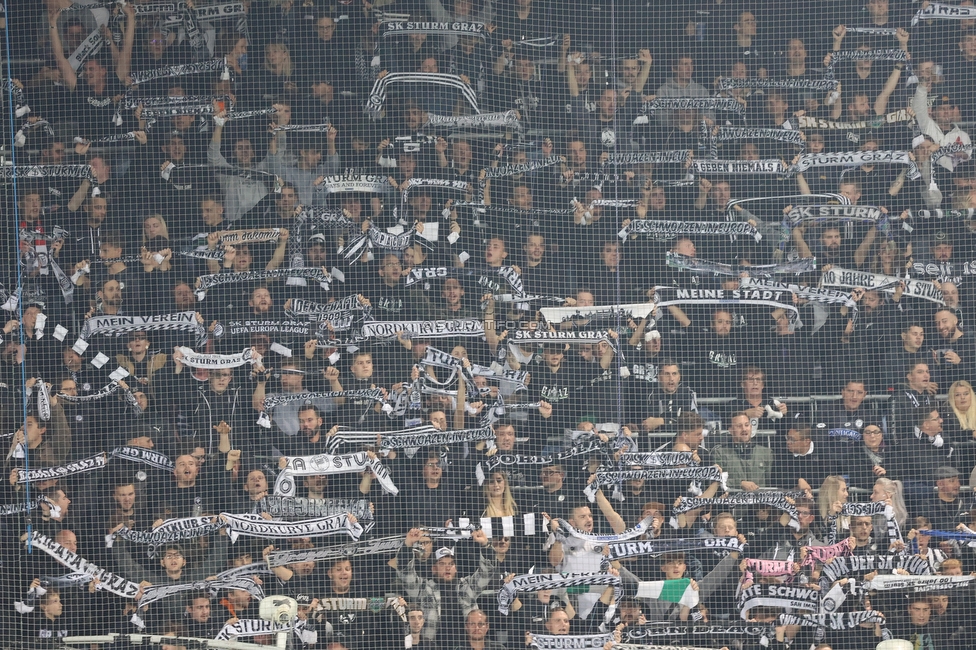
[{"left": 6, "top": 0, "right": 976, "bottom": 649}]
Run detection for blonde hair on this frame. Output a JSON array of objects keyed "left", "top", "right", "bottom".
[
  {"left": 873, "top": 478, "right": 908, "bottom": 527},
  {"left": 265, "top": 42, "right": 293, "bottom": 77},
  {"left": 818, "top": 475, "right": 848, "bottom": 520},
  {"left": 949, "top": 380, "right": 976, "bottom": 430},
  {"left": 483, "top": 471, "right": 518, "bottom": 517},
  {"left": 142, "top": 214, "right": 170, "bottom": 245}
]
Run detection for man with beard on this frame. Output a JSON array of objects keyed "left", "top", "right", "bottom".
[
  {"left": 793, "top": 222, "right": 858, "bottom": 268},
  {"left": 272, "top": 404, "right": 337, "bottom": 457},
  {"left": 548, "top": 503, "right": 625, "bottom": 620},
  {"left": 712, "top": 412, "right": 773, "bottom": 491},
  {"left": 396, "top": 528, "right": 497, "bottom": 647},
  {"left": 929, "top": 308, "right": 976, "bottom": 388},
  {"left": 255, "top": 357, "right": 340, "bottom": 437},
  {"left": 922, "top": 466, "right": 969, "bottom": 532},
  {"left": 637, "top": 361, "right": 697, "bottom": 433},
  {"left": 148, "top": 454, "right": 215, "bottom": 520}
]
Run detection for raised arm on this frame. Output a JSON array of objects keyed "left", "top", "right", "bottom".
[
  {"left": 116, "top": 3, "right": 136, "bottom": 84},
  {"left": 48, "top": 13, "right": 78, "bottom": 91}
]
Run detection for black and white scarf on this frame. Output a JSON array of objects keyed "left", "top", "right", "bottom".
[
  {"left": 274, "top": 451, "right": 398, "bottom": 497},
  {"left": 634, "top": 98, "right": 746, "bottom": 124},
  {"left": 341, "top": 225, "right": 417, "bottom": 262},
  {"left": 195, "top": 268, "right": 331, "bottom": 299},
  {"left": 603, "top": 536, "right": 747, "bottom": 565},
  {"left": 825, "top": 49, "right": 910, "bottom": 78},
  {"left": 269, "top": 122, "right": 332, "bottom": 135},
  {"left": 4, "top": 79, "right": 30, "bottom": 118},
  {"left": 623, "top": 622, "right": 771, "bottom": 645},
  {"left": 221, "top": 512, "right": 365, "bottom": 542},
  {"left": 225, "top": 319, "right": 315, "bottom": 338},
  {"left": 128, "top": 59, "right": 225, "bottom": 86},
  {"left": 219, "top": 228, "right": 282, "bottom": 246},
  {"left": 693, "top": 159, "right": 788, "bottom": 175},
  {"left": 377, "top": 425, "right": 495, "bottom": 450},
  {"left": 498, "top": 573, "right": 621, "bottom": 615},
  {"left": 821, "top": 267, "right": 944, "bottom": 304},
  {"left": 75, "top": 131, "right": 142, "bottom": 146},
  {"left": 482, "top": 155, "right": 565, "bottom": 180},
  {"left": 366, "top": 73, "right": 479, "bottom": 116},
  {"left": 426, "top": 110, "right": 519, "bottom": 130},
  {"left": 708, "top": 127, "right": 806, "bottom": 158},
  {"left": 789, "top": 150, "right": 920, "bottom": 180},
  {"left": 717, "top": 77, "right": 838, "bottom": 92},
  {"left": 665, "top": 254, "right": 816, "bottom": 277},
  {"left": 0, "top": 495, "right": 55, "bottom": 517},
  {"left": 361, "top": 319, "right": 485, "bottom": 339},
  {"left": 110, "top": 446, "right": 175, "bottom": 471},
  {"left": 819, "top": 554, "right": 932, "bottom": 586},
  {"left": 66, "top": 27, "right": 105, "bottom": 71},
  {"left": 139, "top": 574, "right": 263, "bottom": 608},
  {"left": 863, "top": 573, "right": 974, "bottom": 592},
  {"left": 619, "top": 219, "right": 761, "bottom": 242},
  {"left": 673, "top": 492, "right": 799, "bottom": 528},
  {"left": 737, "top": 583, "right": 821, "bottom": 619},
  {"left": 36, "top": 380, "right": 51, "bottom": 422},
  {"left": 528, "top": 633, "right": 615, "bottom": 649},
  {"left": 604, "top": 151, "right": 690, "bottom": 166},
  {"left": 905, "top": 208, "right": 976, "bottom": 220},
  {"left": 479, "top": 441, "right": 606, "bottom": 484},
  {"left": 511, "top": 330, "right": 612, "bottom": 344},
  {"left": 425, "top": 513, "right": 551, "bottom": 540},
  {"left": 265, "top": 535, "right": 405, "bottom": 568},
  {"left": 286, "top": 295, "right": 370, "bottom": 324},
  {"left": 259, "top": 497, "right": 373, "bottom": 521},
  {"left": 58, "top": 381, "right": 120, "bottom": 403},
  {"left": 0, "top": 164, "right": 96, "bottom": 185},
  {"left": 584, "top": 467, "right": 726, "bottom": 503},
  {"left": 400, "top": 175, "right": 468, "bottom": 203},
  {"left": 215, "top": 619, "right": 309, "bottom": 641},
  {"left": 739, "top": 278, "right": 859, "bottom": 322},
  {"left": 653, "top": 285, "right": 799, "bottom": 321},
  {"left": 113, "top": 515, "right": 225, "bottom": 548},
  {"left": 263, "top": 389, "right": 386, "bottom": 413},
  {"left": 78, "top": 311, "right": 206, "bottom": 344},
  {"left": 616, "top": 452, "right": 698, "bottom": 467},
  {"left": 779, "top": 611, "right": 890, "bottom": 643},
  {"left": 557, "top": 515, "right": 656, "bottom": 546},
  {"left": 30, "top": 531, "right": 140, "bottom": 599},
  {"left": 15, "top": 453, "right": 106, "bottom": 484},
  {"left": 316, "top": 174, "right": 394, "bottom": 195},
  {"left": 538, "top": 303, "right": 654, "bottom": 325},
  {"left": 382, "top": 20, "right": 486, "bottom": 39},
  {"left": 796, "top": 109, "right": 914, "bottom": 130},
  {"left": 912, "top": 2, "right": 976, "bottom": 25},
  {"left": 175, "top": 347, "right": 256, "bottom": 369},
  {"left": 317, "top": 596, "right": 406, "bottom": 621},
  {"left": 785, "top": 204, "right": 887, "bottom": 226}
]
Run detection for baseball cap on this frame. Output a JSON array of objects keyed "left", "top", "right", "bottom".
[
  {"left": 935, "top": 466, "right": 959, "bottom": 479},
  {"left": 308, "top": 233, "right": 327, "bottom": 244},
  {"left": 434, "top": 547, "right": 455, "bottom": 561}
]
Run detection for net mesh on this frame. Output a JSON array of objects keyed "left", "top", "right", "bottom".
[{"left": 0, "top": 0, "right": 973, "bottom": 648}]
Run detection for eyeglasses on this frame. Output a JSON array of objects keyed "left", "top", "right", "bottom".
[{"left": 164, "top": 552, "right": 184, "bottom": 559}]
